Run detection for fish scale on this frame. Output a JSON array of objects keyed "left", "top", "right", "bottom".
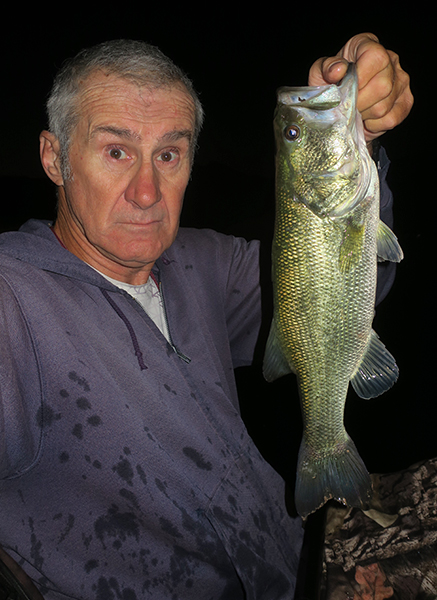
[
  {"left": 263, "top": 64, "right": 403, "bottom": 518},
  {"left": 277, "top": 204, "right": 374, "bottom": 428}
]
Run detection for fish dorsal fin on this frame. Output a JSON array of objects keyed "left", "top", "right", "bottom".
[
  {"left": 350, "top": 329, "right": 399, "bottom": 399},
  {"left": 377, "top": 220, "right": 404, "bottom": 263}
]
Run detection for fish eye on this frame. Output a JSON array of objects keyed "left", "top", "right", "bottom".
[{"left": 284, "top": 125, "right": 300, "bottom": 142}]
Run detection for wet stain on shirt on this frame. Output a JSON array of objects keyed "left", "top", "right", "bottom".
[
  {"left": 94, "top": 576, "right": 138, "bottom": 600},
  {"left": 112, "top": 457, "right": 134, "bottom": 486},
  {"left": 84, "top": 559, "right": 99, "bottom": 573},
  {"left": 119, "top": 488, "right": 140, "bottom": 512},
  {"left": 76, "top": 397, "right": 91, "bottom": 410},
  {"left": 59, "top": 451, "right": 69, "bottom": 463},
  {"left": 72, "top": 424, "right": 83, "bottom": 440},
  {"left": 159, "top": 516, "right": 183, "bottom": 539},
  {"left": 164, "top": 383, "right": 177, "bottom": 395},
  {"left": 94, "top": 505, "right": 141, "bottom": 549},
  {"left": 28, "top": 517, "right": 44, "bottom": 570},
  {"left": 182, "top": 447, "right": 213, "bottom": 471},
  {"left": 36, "top": 403, "right": 62, "bottom": 428},
  {"left": 68, "top": 371, "right": 91, "bottom": 392},
  {"left": 58, "top": 514, "right": 75, "bottom": 544},
  {"left": 154, "top": 478, "right": 168, "bottom": 497},
  {"left": 85, "top": 455, "right": 102, "bottom": 469},
  {"left": 136, "top": 465, "right": 147, "bottom": 487}
]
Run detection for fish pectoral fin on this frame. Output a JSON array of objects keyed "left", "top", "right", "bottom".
[
  {"left": 377, "top": 220, "right": 404, "bottom": 263},
  {"left": 338, "top": 222, "right": 365, "bottom": 273},
  {"left": 262, "top": 320, "right": 296, "bottom": 382},
  {"left": 350, "top": 329, "right": 399, "bottom": 399}
]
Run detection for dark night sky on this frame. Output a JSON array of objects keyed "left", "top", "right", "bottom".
[{"left": 1, "top": 9, "right": 434, "bottom": 482}]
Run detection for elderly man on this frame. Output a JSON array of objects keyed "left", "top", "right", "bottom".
[{"left": 0, "top": 35, "right": 412, "bottom": 599}]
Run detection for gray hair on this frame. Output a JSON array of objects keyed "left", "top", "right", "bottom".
[{"left": 46, "top": 39, "right": 204, "bottom": 178}]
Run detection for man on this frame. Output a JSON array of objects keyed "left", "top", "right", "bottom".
[{"left": 0, "top": 35, "right": 412, "bottom": 599}]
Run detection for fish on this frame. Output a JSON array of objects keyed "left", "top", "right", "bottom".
[{"left": 263, "top": 63, "right": 403, "bottom": 519}]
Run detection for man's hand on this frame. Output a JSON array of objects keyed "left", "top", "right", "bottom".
[{"left": 308, "top": 33, "right": 414, "bottom": 143}]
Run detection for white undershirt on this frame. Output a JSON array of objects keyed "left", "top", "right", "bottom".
[{"left": 95, "top": 270, "right": 171, "bottom": 343}]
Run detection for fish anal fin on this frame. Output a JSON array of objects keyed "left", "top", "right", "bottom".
[
  {"left": 351, "top": 329, "right": 399, "bottom": 399},
  {"left": 295, "top": 434, "right": 372, "bottom": 519},
  {"left": 262, "top": 319, "right": 296, "bottom": 382},
  {"left": 377, "top": 220, "right": 403, "bottom": 263}
]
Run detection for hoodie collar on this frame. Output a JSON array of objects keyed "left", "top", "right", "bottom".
[{"left": 0, "top": 219, "right": 165, "bottom": 290}]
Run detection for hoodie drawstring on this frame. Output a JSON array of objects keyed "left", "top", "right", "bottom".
[{"left": 100, "top": 288, "right": 148, "bottom": 371}]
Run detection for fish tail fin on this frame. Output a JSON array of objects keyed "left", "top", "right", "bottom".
[{"left": 295, "top": 435, "right": 372, "bottom": 519}]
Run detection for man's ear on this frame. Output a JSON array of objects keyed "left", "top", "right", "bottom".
[{"left": 39, "top": 131, "right": 64, "bottom": 186}]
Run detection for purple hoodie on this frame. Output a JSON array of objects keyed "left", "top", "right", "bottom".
[{"left": 0, "top": 220, "right": 304, "bottom": 599}]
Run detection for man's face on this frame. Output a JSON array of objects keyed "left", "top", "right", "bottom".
[{"left": 52, "top": 73, "right": 196, "bottom": 283}]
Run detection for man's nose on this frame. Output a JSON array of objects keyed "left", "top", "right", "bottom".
[{"left": 125, "top": 162, "right": 162, "bottom": 208}]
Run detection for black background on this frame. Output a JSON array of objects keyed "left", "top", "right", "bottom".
[{"left": 1, "top": 9, "right": 433, "bottom": 486}]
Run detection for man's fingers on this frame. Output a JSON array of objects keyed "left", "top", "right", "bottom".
[
  {"left": 363, "top": 91, "right": 414, "bottom": 140},
  {"left": 308, "top": 57, "right": 348, "bottom": 86},
  {"left": 308, "top": 34, "right": 413, "bottom": 141},
  {"left": 359, "top": 51, "right": 414, "bottom": 139},
  {"left": 356, "top": 61, "right": 395, "bottom": 116}
]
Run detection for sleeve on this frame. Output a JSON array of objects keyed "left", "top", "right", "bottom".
[
  {"left": 224, "top": 237, "right": 262, "bottom": 369},
  {"left": 0, "top": 277, "right": 42, "bottom": 479},
  {"left": 375, "top": 145, "right": 398, "bottom": 305}
]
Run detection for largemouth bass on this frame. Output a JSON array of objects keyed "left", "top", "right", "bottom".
[{"left": 263, "top": 64, "right": 403, "bottom": 519}]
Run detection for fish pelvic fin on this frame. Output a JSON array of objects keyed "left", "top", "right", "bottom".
[
  {"left": 377, "top": 219, "right": 404, "bottom": 263},
  {"left": 263, "top": 319, "right": 296, "bottom": 382},
  {"left": 295, "top": 435, "right": 372, "bottom": 519},
  {"left": 351, "top": 329, "right": 399, "bottom": 399}
]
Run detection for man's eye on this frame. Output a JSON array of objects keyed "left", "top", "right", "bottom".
[
  {"left": 108, "top": 147, "right": 128, "bottom": 160},
  {"left": 157, "top": 150, "right": 177, "bottom": 163}
]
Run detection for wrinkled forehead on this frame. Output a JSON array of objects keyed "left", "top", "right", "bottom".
[{"left": 74, "top": 71, "right": 197, "bottom": 131}]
